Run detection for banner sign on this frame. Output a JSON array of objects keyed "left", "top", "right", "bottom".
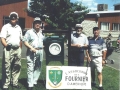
[{"left": 46, "top": 66, "right": 91, "bottom": 89}]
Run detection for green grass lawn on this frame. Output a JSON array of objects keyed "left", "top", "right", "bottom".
[{"left": 0, "top": 59, "right": 119, "bottom": 90}]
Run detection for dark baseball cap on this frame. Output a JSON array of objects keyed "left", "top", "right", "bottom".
[
  {"left": 9, "top": 14, "right": 17, "bottom": 20},
  {"left": 9, "top": 12, "right": 19, "bottom": 20},
  {"left": 93, "top": 27, "right": 99, "bottom": 31}
]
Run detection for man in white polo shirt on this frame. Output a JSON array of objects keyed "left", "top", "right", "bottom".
[
  {"left": 0, "top": 12, "right": 22, "bottom": 90},
  {"left": 71, "top": 24, "right": 88, "bottom": 66}
]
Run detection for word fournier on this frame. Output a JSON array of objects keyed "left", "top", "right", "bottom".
[{"left": 65, "top": 75, "right": 88, "bottom": 82}]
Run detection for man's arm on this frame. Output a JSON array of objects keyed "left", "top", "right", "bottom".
[
  {"left": 86, "top": 50, "right": 91, "bottom": 62},
  {"left": 20, "top": 40, "right": 22, "bottom": 48},
  {"left": 24, "top": 41, "right": 36, "bottom": 53},
  {"left": 102, "top": 50, "right": 107, "bottom": 60},
  {"left": 1, "top": 37, "right": 7, "bottom": 47},
  {"left": 102, "top": 50, "right": 107, "bottom": 66},
  {"left": 102, "top": 39, "right": 107, "bottom": 65}
]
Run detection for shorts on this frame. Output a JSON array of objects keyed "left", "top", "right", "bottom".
[{"left": 90, "top": 56, "right": 103, "bottom": 73}]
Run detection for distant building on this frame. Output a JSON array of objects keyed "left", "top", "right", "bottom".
[
  {"left": 97, "top": 4, "right": 108, "bottom": 11},
  {"left": 0, "top": 0, "right": 33, "bottom": 31},
  {"left": 0, "top": 0, "right": 46, "bottom": 32},
  {"left": 82, "top": 10, "right": 120, "bottom": 38},
  {"left": 114, "top": 3, "right": 120, "bottom": 10}
]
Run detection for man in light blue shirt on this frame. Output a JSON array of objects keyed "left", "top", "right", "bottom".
[{"left": 23, "top": 17, "right": 45, "bottom": 90}]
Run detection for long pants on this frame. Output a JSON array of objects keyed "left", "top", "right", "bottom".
[
  {"left": 27, "top": 49, "right": 43, "bottom": 87},
  {"left": 70, "top": 50, "right": 84, "bottom": 66},
  {"left": 2, "top": 47, "right": 21, "bottom": 88}
]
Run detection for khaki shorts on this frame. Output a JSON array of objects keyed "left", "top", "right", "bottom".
[{"left": 90, "top": 56, "right": 103, "bottom": 73}]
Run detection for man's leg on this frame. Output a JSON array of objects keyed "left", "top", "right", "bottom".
[
  {"left": 11, "top": 48, "right": 21, "bottom": 87},
  {"left": 97, "top": 72, "right": 102, "bottom": 87},
  {"left": 95, "top": 57, "right": 104, "bottom": 90},
  {"left": 2, "top": 49, "right": 11, "bottom": 89},
  {"left": 91, "top": 67, "right": 96, "bottom": 86},
  {"left": 27, "top": 52, "right": 34, "bottom": 88},
  {"left": 78, "top": 52, "right": 84, "bottom": 66},
  {"left": 33, "top": 50, "right": 43, "bottom": 85},
  {"left": 91, "top": 69, "right": 95, "bottom": 83},
  {"left": 90, "top": 59, "right": 96, "bottom": 87}
]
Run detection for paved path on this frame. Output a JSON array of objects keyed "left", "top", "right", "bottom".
[{"left": 106, "top": 49, "right": 120, "bottom": 71}]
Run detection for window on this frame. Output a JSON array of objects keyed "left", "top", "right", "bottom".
[
  {"left": 3, "top": 16, "right": 9, "bottom": 25},
  {"left": 3, "top": 16, "right": 19, "bottom": 25},
  {"left": 100, "top": 22, "right": 110, "bottom": 31},
  {"left": 112, "top": 23, "right": 120, "bottom": 31}
]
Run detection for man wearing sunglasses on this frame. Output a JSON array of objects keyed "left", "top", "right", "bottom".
[{"left": 0, "top": 12, "right": 22, "bottom": 90}]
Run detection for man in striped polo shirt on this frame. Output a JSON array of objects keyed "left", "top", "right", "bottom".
[{"left": 86, "top": 27, "right": 107, "bottom": 90}]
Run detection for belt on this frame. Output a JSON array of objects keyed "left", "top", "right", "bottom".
[
  {"left": 35, "top": 48, "right": 43, "bottom": 50},
  {"left": 11, "top": 46, "right": 19, "bottom": 50}
]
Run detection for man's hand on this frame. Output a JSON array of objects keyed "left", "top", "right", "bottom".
[
  {"left": 102, "top": 60, "right": 105, "bottom": 66},
  {"left": 76, "top": 44, "right": 81, "bottom": 48},
  {"left": 87, "top": 57, "right": 91, "bottom": 62},
  {"left": 30, "top": 48, "right": 36, "bottom": 53}
]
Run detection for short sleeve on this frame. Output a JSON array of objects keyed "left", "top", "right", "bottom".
[
  {"left": 102, "top": 39, "right": 107, "bottom": 51},
  {"left": 19, "top": 26, "right": 23, "bottom": 41},
  {"left": 85, "top": 36, "right": 89, "bottom": 45},
  {"left": 22, "top": 30, "right": 30, "bottom": 42},
  {"left": 0, "top": 25, "right": 7, "bottom": 38}
]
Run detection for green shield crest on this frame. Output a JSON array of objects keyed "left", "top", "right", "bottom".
[{"left": 49, "top": 70, "right": 62, "bottom": 85}]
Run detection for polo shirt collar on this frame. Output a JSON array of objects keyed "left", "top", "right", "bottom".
[
  {"left": 8, "top": 23, "right": 18, "bottom": 28},
  {"left": 75, "top": 33, "right": 83, "bottom": 37},
  {"left": 33, "top": 28, "right": 42, "bottom": 33},
  {"left": 92, "top": 36, "right": 101, "bottom": 40}
]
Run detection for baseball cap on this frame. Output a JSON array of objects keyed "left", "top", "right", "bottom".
[
  {"left": 34, "top": 17, "right": 41, "bottom": 22},
  {"left": 93, "top": 27, "right": 99, "bottom": 31},
  {"left": 9, "top": 12, "right": 19, "bottom": 20},
  {"left": 75, "top": 24, "right": 82, "bottom": 28}
]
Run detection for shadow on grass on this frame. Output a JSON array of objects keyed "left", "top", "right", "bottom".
[
  {"left": 19, "top": 78, "right": 27, "bottom": 89},
  {"left": 19, "top": 78, "right": 46, "bottom": 89},
  {"left": 38, "top": 79, "right": 46, "bottom": 88}
]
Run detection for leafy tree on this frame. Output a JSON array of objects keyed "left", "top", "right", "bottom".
[{"left": 28, "top": 0, "right": 90, "bottom": 30}]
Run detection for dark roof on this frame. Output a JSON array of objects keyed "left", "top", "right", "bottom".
[{"left": 0, "top": 0, "right": 27, "bottom": 5}]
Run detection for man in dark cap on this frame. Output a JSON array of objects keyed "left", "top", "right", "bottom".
[
  {"left": 86, "top": 27, "right": 107, "bottom": 90},
  {"left": 0, "top": 12, "right": 22, "bottom": 90}
]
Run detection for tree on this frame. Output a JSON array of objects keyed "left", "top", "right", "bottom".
[{"left": 28, "top": 0, "right": 90, "bottom": 30}]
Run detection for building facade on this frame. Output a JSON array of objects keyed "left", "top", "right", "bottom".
[
  {"left": 83, "top": 11, "right": 120, "bottom": 38},
  {"left": 0, "top": 0, "right": 34, "bottom": 31}
]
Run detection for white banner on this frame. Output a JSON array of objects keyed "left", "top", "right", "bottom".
[{"left": 46, "top": 66, "right": 91, "bottom": 89}]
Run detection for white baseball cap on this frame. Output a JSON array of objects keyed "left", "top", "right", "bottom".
[
  {"left": 9, "top": 12, "right": 19, "bottom": 19},
  {"left": 75, "top": 24, "right": 82, "bottom": 28},
  {"left": 34, "top": 17, "right": 41, "bottom": 22}
]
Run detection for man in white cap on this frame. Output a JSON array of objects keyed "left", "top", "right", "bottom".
[
  {"left": 23, "top": 17, "right": 45, "bottom": 90},
  {"left": 0, "top": 12, "right": 22, "bottom": 90},
  {"left": 71, "top": 24, "right": 88, "bottom": 66}
]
